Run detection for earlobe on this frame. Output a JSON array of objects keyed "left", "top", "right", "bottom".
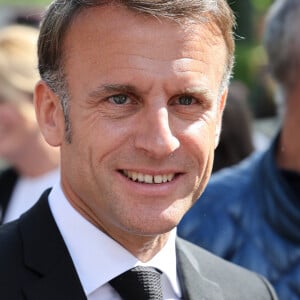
[
  {"left": 34, "top": 80, "right": 64, "bottom": 147},
  {"left": 214, "top": 88, "right": 228, "bottom": 148}
]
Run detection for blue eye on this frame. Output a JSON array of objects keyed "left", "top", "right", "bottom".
[
  {"left": 178, "top": 95, "right": 194, "bottom": 105},
  {"left": 109, "top": 94, "right": 128, "bottom": 105}
]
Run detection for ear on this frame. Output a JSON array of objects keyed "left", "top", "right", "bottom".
[
  {"left": 214, "top": 88, "right": 227, "bottom": 148},
  {"left": 34, "top": 80, "right": 65, "bottom": 147}
]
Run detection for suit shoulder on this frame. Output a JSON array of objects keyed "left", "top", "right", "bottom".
[
  {"left": 0, "top": 220, "right": 21, "bottom": 253},
  {"left": 177, "top": 238, "right": 277, "bottom": 300},
  {"left": 0, "top": 220, "right": 43, "bottom": 298},
  {"left": 0, "top": 221, "right": 24, "bottom": 279}
]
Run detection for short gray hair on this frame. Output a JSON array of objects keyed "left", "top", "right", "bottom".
[{"left": 263, "top": 0, "right": 300, "bottom": 90}]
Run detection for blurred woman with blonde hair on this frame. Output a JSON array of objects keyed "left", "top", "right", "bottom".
[{"left": 0, "top": 24, "right": 59, "bottom": 224}]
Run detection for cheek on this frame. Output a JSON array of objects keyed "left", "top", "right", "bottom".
[
  {"left": 180, "top": 118, "right": 217, "bottom": 157},
  {"left": 75, "top": 113, "right": 135, "bottom": 160},
  {"left": 180, "top": 120, "right": 216, "bottom": 187}
]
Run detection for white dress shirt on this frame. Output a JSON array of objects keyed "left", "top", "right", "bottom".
[{"left": 48, "top": 182, "right": 182, "bottom": 299}]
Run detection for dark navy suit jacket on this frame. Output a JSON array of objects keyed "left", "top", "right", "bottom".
[{"left": 0, "top": 190, "right": 278, "bottom": 300}]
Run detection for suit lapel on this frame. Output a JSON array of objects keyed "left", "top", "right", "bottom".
[
  {"left": 17, "top": 191, "right": 225, "bottom": 300},
  {"left": 19, "top": 190, "right": 86, "bottom": 300},
  {"left": 176, "top": 238, "right": 225, "bottom": 300},
  {"left": 22, "top": 259, "right": 86, "bottom": 300}
]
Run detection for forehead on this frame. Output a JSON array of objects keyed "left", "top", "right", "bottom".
[
  {"left": 67, "top": 5, "right": 224, "bottom": 48},
  {"left": 63, "top": 5, "right": 227, "bottom": 96}
]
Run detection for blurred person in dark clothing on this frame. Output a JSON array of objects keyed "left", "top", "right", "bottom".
[
  {"left": 213, "top": 81, "right": 254, "bottom": 172},
  {"left": 178, "top": 1, "right": 300, "bottom": 299}
]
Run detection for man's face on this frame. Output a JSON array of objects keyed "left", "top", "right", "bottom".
[{"left": 53, "top": 6, "right": 227, "bottom": 242}]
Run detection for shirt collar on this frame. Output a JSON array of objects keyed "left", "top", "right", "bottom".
[{"left": 48, "top": 182, "right": 181, "bottom": 297}]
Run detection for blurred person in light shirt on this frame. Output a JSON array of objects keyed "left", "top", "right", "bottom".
[{"left": 0, "top": 24, "right": 59, "bottom": 224}]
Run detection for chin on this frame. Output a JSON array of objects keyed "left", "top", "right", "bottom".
[{"left": 126, "top": 214, "right": 181, "bottom": 237}]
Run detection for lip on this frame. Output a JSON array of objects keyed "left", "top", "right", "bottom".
[
  {"left": 123, "top": 169, "right": 176, "bottom": 183},
  {"left": 116, "top": 169, "right": 184, "bottom": 197}
]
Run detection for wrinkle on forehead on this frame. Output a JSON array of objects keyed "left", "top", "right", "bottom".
[{"left": 64, "top": 5, "right": 227, "bottom": 100}]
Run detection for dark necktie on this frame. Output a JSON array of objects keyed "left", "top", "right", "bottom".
[{"left": 109, "top": 266, "right": 163, "bottom": 300}]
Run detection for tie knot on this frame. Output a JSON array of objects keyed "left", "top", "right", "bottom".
[{"left": 110, "top": 266, "right": 163, "bottom": 300}]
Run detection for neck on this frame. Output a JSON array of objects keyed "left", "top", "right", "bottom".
[
  {"left": 61, "top": 167, "right": 172, "bottom": 263},
  {"left": 118, "top": 232, "right": 171, "bottom": 262},
  {"left": 276, "top": 87, "right": 300, "bottom": 171}
]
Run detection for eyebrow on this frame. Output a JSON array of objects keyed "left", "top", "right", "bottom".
[
  {"left": 88, "top": 83, "right": 216, "bottom": 103},
  {"left": 184, "top": 86, "right": 215, "bottom": 102},
  {"left": 88, "top": 84, "right": 138, "bottom": 99}
]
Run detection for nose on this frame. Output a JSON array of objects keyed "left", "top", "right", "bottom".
[{"left": 134, "top": 106, "right": 180, "bottom": 158}]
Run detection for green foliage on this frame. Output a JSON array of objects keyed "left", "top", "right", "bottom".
[
  {"left": 233, "top": 43, "right": 267, "bottom": 87},
  {"left": 252, "top": 0, "right": 273, "bottom": 13},
  {"left": 230, "top": 0, "right": 273, "bottom": 90}
]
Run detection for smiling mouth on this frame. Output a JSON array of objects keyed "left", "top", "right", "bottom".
[{"left": 121, "top": 170, "right": 177, "bottom": 184}]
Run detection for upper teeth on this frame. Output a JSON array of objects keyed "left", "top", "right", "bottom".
[{"left": 123, "top": 171, "right": 175, "bottom": 184}]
